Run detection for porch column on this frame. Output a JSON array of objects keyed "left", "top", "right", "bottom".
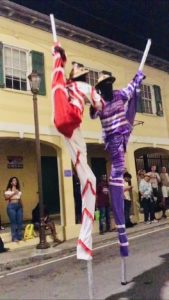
[
  {"left": 125, "top": 143, "right": 140, "bottom": 223},
  {"left": 60, "top": 144, "right": 78, "bottom": 240}
]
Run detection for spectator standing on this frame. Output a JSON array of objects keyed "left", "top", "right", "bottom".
[
  {"left": 4, "top": 177, "right": 23, "bottom": 241},
  {"left": 96, "top": 174, "right": 110, "bottom": 235},
  {"left": 139, "top": 173, "right": 157, "bottom": 224},
  {"left": 137, "top": 169, "right": 146, "bottom": 186},
  {"left": 123, "top": 172, "right": 134, "bottom": 227},
  {"left": 160, "top": 167, "right": 169, "bottom": 218},
  {"left": 123, "top": 169, "right": 132, "bottom": 186},
  {"left": 148, "top": 166, "right": 160, "bottom": 201}
]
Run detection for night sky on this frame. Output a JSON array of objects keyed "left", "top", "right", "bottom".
[{"left": 8, "top": 0, "right": 169, "bottom": 61}]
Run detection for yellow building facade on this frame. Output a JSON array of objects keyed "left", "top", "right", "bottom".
[{"left": 0, "top": 1, "right": 169, "bottom": 240}]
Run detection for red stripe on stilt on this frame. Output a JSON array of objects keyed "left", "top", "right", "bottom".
[
  {"left": 77, "top": 239, "right": 92, "bottom": 256},
  {"left": 74, "top": 150, "right": 80, "bottom": 170},
  {"left": 82, "top": 208, "right": 94, "bottom": 223},
  {"left": 81, "top": 179, "right": 96, "bottom": 199}
]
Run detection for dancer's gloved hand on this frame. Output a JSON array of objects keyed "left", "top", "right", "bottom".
[
  {"left": 89, "top": 105, "right": 95, "bottom": 116},
  {"left": 54, "top": 46, "right": 66, "bottom": 62},
  {"left": 133, "top": 71, "right": 146, "bottom": 81}
]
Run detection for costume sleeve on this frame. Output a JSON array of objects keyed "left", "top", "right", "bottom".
[
  {"left": 120, "top": 70, "right": 145, "bottom": 103},
  {"left": 89, "top": 105, "right": 102, "bottom": 119},
  {"left": 83, "top": 83, "right": 104, "bottom": 111},
  {"left": 76, "top": 82, "right": 103, "bottom": 119}
]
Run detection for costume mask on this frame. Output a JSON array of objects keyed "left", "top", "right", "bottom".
[{"left": 99, "top": 79, "right": 113, "bottom": 102}]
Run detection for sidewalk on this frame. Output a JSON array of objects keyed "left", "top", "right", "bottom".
[{"left": 0, "top": 219, "right": 169, "bottom": 273}]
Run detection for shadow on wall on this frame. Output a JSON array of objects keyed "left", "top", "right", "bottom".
[{"left": 105, "top": 253, "right": 169, "bottom": 300}]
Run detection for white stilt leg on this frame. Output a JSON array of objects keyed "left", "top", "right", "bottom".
[
  {"left": 121, "top": 257, "right": 127, "bottom": 285},
  {"left": 138, "top": 39, "right": 151, "bottom": 72},
  {"left": 50, "top": 14, "right": 58, "bottom": 42},
  {"left": 87, "top": 260, "right": 93, "bottom": 300}
]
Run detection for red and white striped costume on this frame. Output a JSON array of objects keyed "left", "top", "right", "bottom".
[{"left": 52, "top": 43, "right": 104, "bottom": 260}]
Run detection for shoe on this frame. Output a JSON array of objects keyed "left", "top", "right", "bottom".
[
  {"left": 0, "top": 227, "right": 5, "bottom": 230},
  {"left": 0, "top": 247, "right": 9, "bottom": 253},
  {"left": 53, "top": 239, "right": 63, "bottom": 244},
  {"left": 99, "top": 232, "right": 104, "bottom": 235},
  {"left": 145, "top": 221, "right": 151, "bottom": 224},
  {"left": 126, "top": 223, "right": 134, "bottom": 228},
  {"left": 121, "top": 281, "right": 127, "bottom": 285},
  {"left": 105, "top": 229, "right": 112, "bottom": 233},
  {"left": 151, "top": 220, "right": 158, "bottom": 223}
]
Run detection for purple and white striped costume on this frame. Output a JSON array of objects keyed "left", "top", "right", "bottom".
[{"left": 90, "top": 70, "right": 145, "bottom": 256}]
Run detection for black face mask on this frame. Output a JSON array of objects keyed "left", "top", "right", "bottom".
[
  {"left": 99, "top": 80, "right": 113, "bottom": 102},
  {"left": 72, "top": 74, "right": 87, "bottom": 82}
]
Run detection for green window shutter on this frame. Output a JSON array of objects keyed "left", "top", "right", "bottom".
[
  {"left": 153, "top": 85, "right": 163, "bottom": 116},
  {"left": 0, "top": 42, "right": 4, "bottom": 88},
  {"left": 31, "top": 51, "right": 46, "bottom": 95},
  {"left": 136, "top": 89, "right": 142, "bottom": 113}
]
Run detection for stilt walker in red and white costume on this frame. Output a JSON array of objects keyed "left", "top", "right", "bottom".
[{"left": 51, "top": 43, "right": 103, "bottom": 261}]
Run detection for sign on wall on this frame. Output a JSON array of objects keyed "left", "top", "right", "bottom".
[
  {"left": 7, "top": 156, "right": 23, "bottom": 169},
  {"left": 64, "top": 170, "right": 72, "bottom": 177}
]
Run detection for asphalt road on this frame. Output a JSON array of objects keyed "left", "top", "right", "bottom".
[{"left": 0, "top": 226, "right": 169, "bottom": 300}]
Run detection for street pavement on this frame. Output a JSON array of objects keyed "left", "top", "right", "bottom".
[
  {"left": 0, "top": 222, "right": 169, "bottom": 299},
  {"left": 0, "top": 219, "right": 168, "bottom": 273}
]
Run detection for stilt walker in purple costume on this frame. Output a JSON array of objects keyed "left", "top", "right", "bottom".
[
  {"left": 90, "top": 69, "right": 145, "bottom": 251},
  {"left": 90, "top": 39, "right": 151, "bottom": 284}
]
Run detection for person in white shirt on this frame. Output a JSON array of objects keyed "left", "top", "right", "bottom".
[
  {"left": 4, "top": 177, "right": 23, "bottom": 241},
  {"left": 147, "top": 165, "right": 160, "bottom": 201},
  {"left": 139, "top": 173, "right": 157, "bottom": 224},
  {"left": 160, "top": 167, "right": 169, "bottom": 218}
]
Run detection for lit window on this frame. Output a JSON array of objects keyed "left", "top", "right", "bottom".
[{"left": 3, "top": 45, "right": 28, "bottom": 91}]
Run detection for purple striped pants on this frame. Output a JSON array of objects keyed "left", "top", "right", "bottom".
[{"left": 106, "top": 133, "right": 129, "bottom": 257}]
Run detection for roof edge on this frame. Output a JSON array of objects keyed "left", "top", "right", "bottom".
[{"left": 1, "top": 0, "right": 169, "bottom": 73}]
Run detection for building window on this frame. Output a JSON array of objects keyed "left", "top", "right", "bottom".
[
  {"left": 140, "top": 84, "right": 156, "bottom": 114},
  {"left": 85, "top": 67, "right": 100, "bottom": 87},
  {"left": 3, "top": 45, "right": 28, "bottom": 91}
]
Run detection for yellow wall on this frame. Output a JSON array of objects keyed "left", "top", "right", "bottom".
[
  {"left": 0, "top": 16, "right": 169, "bottom": 139},
  {"left": 0, "top": 15, "right": 169, "bottom": 234}
]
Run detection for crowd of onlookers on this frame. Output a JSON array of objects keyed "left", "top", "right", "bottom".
[
  {"left": 137, "top": 165, "right": 169, "bottom": 224},
  {"left": 1, "top": 165, "right": 169, "bottom": 246},
  {"left": 95, "top": 165, "right": 169, "bottom": 234}
]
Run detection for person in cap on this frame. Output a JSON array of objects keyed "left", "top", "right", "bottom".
[
  {"left": 139, "top": 173, "right": 157, "bottom": 224},
  {"left": 51, "top": 43, "right": 104, "bottom": 260},
  {"left": 90, "top": 69, "right": 145, "bottom": 257}
]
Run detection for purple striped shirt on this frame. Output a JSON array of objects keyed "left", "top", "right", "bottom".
[{"left": 90, "top": 70, "right": 145, "bottom": 140}]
